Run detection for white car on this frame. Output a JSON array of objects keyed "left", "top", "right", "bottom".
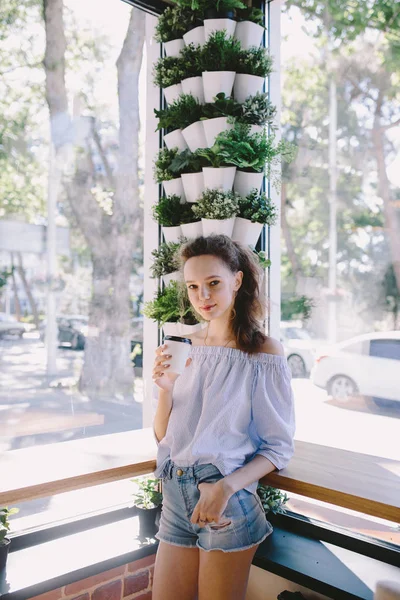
[
  {"left": 0, "top": 313, "right": 26, "bottom": 338},
  {"left": 280, "top": 322, "right": 323, "bottom": 378},
  {"left": 311, "top": 331, "right": 400, "bottom": 407}
]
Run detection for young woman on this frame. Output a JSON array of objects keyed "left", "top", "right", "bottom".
[{"left": 151, "top": 235, "right": 295, "bottom": 600}]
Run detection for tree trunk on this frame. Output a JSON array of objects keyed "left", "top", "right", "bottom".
[
  {"left": 16, "top": 252, "right": 40, "bottom": 329},
  {"left": 10, "top": 255, "right": 21, "bottom": 320}
]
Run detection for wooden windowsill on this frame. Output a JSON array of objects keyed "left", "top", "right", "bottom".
[{"left": 0, "top": 429, "right": 399, "bottom": 523}]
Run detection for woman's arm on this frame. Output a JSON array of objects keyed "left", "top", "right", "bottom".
[
  {"left": 153, "top": 389, "right": 173, "bottom": 443},
  {"left": 218, "top": 455, "right": 276, "bottom": 496}
]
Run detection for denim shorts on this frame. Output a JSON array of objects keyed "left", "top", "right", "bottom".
[{"left": 155, "top": 460, "right": 273, "bottom": 553}]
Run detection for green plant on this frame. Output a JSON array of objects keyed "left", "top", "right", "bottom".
[
  {"left": 251, "top": 248, "right": 271, "bottom": 269},
  {"left": 240, "top": 93, "right": 276, "bottom": 127},
  {"left": 153, "top": 56, "right": 185, "bottom": 89},
  {"left": 150, "top": 241, "right": 182, "bottom": 278},
  {"left": 215, "top": 123, "right": 270, "bottom": 172},
  {"left": 256, "top": 484, "right": 289, "bottom": 515},
  {"left": 179, "top": 43, "right": 202, "bottom": 79},
  {"left": 180, "top": 203, "right": 199, "bottom": 224},
  {"left": 131, "top": 476, "right": 163, "bottom": 509},
  {"left": 143, "top": 280, "right": 196, "bottom": 326},
  {"left": 281, "top": 295, "right": 315, "bottom": 322},
  {"left": 238, "top": 190, "right": 278, "bottom": 225},
  {"left": 152, "top": 194, "right": 184, "bottom": 227},
  {"left": 154, "top": 147, "right": 178, "bottom": 183},
  {"left": 201, "top": 92, "right": 241, "bottom": 120},
  {"left": 0, "top": 507, "right": 19, "bottom": 545},
  {"left": 199, "top": 31, "right": 241, "bottom": 72},
  {"left": 192, "top": 189, "right": 239, "bottom": 220},
  {"left": 155, "top": 94, "right": 203, "bottom": 132},
  {"left": 170, "top": 149, "right": 206, "bottom": 174},
  {"left": 154, "top": 6, "right": 188, "bottom": 42},
  {"left": 236, "top": 47, "right": 273, "bottom": 78},
  {"left": 236, "top": 6, "right": 265, "bottom": 26},
  {"left": 171, "top": 0, "right": 245, "bottom": 12}
]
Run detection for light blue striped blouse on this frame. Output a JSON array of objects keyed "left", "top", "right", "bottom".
[{"left": 153, "top": 345, "right": 296, "bottom": 495}]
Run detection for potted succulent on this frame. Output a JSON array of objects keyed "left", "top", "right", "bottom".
[
  {"left": 180, "top": 203, "right": 203, "bottom": 239},
  {"left": 234, "top": 46, "right": 274, "bottom": 103},
  {"left": 180, "top": 44, "right": 205, "bottom": 104},
  {"left": 170, "top": 149, "right": 205, "bottom": 203},
  {"left": 192, "top": 188, "right": 239, "bottom": 237},
  {"left": 256, "top": 484, "right": 289, "bottom": 518},
  {"left": 197, "top": 143, "right": 237, "bottom": 191},
  {"left": 154, "top": 147, "right": 185, "bottom": 201},
  {"left": 199, "top": 31, "right": 241, "bottom": 103},
  {"left": 131, "top": 476, "right": 163, "bottom": 538},
  {"left": 239, "top": 92, "right": 277, "bottom": 135},
  {"left": 232, "top": 189, "right": 278, "bottom": 247},
  {"left": 0, "top": 506, "right": 19, "bottom": 570},
  {"left": 201, "top": 92, "right": 240, "bottom": 147},
  {"left": 150, "top": 241, "right": 182, "bottom": 286},
  {"left": 154, "top": 6, "right": 186, "bottom": 57},
  {"left": 155, "top": 94, "right": 203, "bottom": 152},
  {"left": 152, "top": 194, "right": 184, "bottom": 243},
  {"left": 143, "top": 280, "right": 202, "bottom": 336},
  {"left": 153, "top": 55, "right": 185, "bottom": 104},
  {"left": 235, "top": 6, "right": 265, "bottom": 50},
  {"left": 203, "top": 0, "right": 245, "bottom": 40}
]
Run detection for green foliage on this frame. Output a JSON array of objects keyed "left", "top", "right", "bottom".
[
  {"left": 155, "top": 94, "right": 203, "bottom": 132},
  {"left": 152, "top": 194, "right": 183, "bottom": 227},
  {"left": 281, "top": 295, "right": 315, "bottom": 322},
  {"left": 382, "top": 264, "right": 400, "bottom": 328},
  {"left": 236, "top": 47, "right": 273, "bottom": 78},
  {"left": 256, "top": 485, "right": 289, "bottom": 515},
  {"left": 0, "top": 269, "right": 12, "bottom": 292},
  {"left": 192, "top": 189, "right": 239, "bottom": 220},
  {"left": 153, "top": 56, "right": 185, "bottom": 88},
  {"left": 150, "top": 241, "right": 182, "bottom": 278},
  {"left": 238, "top": 190, "right": 278, "bottom": 225},
  {"left": 180, "top": 202, "right": 199, "bottom": 224},
  {"left": 143, "top": 280, "right": 196, "bottom": 326},
  {"left": 201, "top": 93, "right": 241, "bottom": 119},
  {"left": 179, "top": 43, "right": 202, "bottom": 79},
  {"left": 154, "top": 6, "right": 189, "bottom": 43},
  {"left": 170, "top": 0, "right": 245, "bottom": 12},
  {"left": 131, "top": 477, "right": 163, "bottom": 509},
  {"left": 252, "top": 249, "right": 271, "bottom": 269},
  {"left": 240, "top": 93, "right": 277, "bottom": 127},
  {"left": 352, "top": 210, "right": 384, "bottom": 229},
  {"left": 236, "top": 7, "right": 265, "bottom": 26},
  {"left": 154, "top": 147, "right": 178, "bottom": 183},
  {"left": 199, "top": 31, "right": 241, "bottom": 72},
  {"left": 170, "top": 149, "right": 205, "bottom": 174},
  {"left": 0, "top": 506, "right": 19, "bottom": 545}
]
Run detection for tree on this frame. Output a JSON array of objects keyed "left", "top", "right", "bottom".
[{"left": 42, "top": 0, "right": 145, "bottom": 401}]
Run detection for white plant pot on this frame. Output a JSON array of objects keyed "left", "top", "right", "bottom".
[
  {"left": 181, "top": 76, "right": 205, "bottom": 104},
  {"left": 181, "top": 172, "right": 204, "bottom": 203},
  {"left": 162, "top": 322, "right": 182, "bottom": 336},
  {"left": 202, "top": 217, "right": 236, "bottom": 237},
  {"left": 164, "top": 83, "right": 183, "bottom": 105},
  {"left": 162, "top": 271, "right": 182, "bottom": 287},
  {"left": 162, "top": 225, "right": 182, "bottom": 244},
  {"left": 181, "top": 220, "right": 203, "bottom": 239},
  {"left": 234, "top": 21, "right": 264, "bottom": 51},
  {"left": 204, "top": 18, "right": 236, "bottom": 41},
  {"left": 183, "top": 26, "right": 205, "bottom": 47},
  {"left": 163, "top": 178, "right": 186, "bottom": 203},
  {"left": 234, "top": 74, "right": 264, "bottom": 104},
  {"left": 202, "top": 71, "right": 236, "bottom": 104},
  {"left": 233, "top": 170, "right": 264, "bottom": 197},
  {"left": 164, "top": 38, "right": 185, "bottom": 57},
  {"left": 179, "top": 322, "right": 207, "bottom": 335},
  {"left": 249, "top": 124, "right": 264, "bottom": 136},
  {"left": 202, "top": 117, "right": 233, "bottom": 148},
  {"left": 164, "top": 129, "right": 188, "bottom": 152},
  {"left": 231, "top": 217, "right": 263, "bottom": 247},
  {"left": 181, "top": 121, "right": 207, "bottom": 152},
  {"left": 203, "top": 166, "right": 236, "bottom": 192}
]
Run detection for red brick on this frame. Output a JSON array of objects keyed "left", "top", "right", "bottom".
[
  {"left": 30, "top": 589, "right": 64, "bottom": 600},
  {"left": 64, "top": 567, "right": 125, "bottom": 595},
  {"left": 126, "top": 555, "right": 155, "bottom": 573},
  {"left": 133, "top": 594, "right": 152, "bottom": 600},
  {"left": 123, "top": 572, "right": 149, "bottom": 597},
  {"left": 92, "top": 581, "right": 122, "bottom": 600},
  {"left": 71, "top": 594, "right": 89, "bottom": 600},
  {"left": 148, "top": 566, "right": 154, "bottom": 583}
]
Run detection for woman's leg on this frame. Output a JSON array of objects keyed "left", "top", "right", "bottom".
[
  {"left": 152, "top": 541, "right": 200, "bottom": 600},
  {"left": 198, "top": 544, "right": 259, "bottom": 600}
]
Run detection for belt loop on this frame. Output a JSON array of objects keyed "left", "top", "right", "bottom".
[{"left": 168, "top": 461, "right": 174, "bottom": 479}]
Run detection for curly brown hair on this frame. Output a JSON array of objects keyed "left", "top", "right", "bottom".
[{"left": 178, "top": 235, "right": 268, "bottom": 354}]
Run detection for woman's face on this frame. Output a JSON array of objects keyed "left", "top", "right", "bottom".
[{"left": 184, "top": 255, "right": 243, "bottom": 320}]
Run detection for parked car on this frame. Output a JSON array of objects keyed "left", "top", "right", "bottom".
[
  {"left": 40, "top": 315, "right": 88, "bottom": 350},
  {"left": 0, "top": 313, "right": 26, "bottom": 338},
  {"left": 280, "top": 321, "right": 323, "bottom": 378},
  {"left": 311, "top": 331, "right": 400, "bottom": 407}
]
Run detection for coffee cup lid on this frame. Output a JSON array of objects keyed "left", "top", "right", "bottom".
[{"left": 164, "top": 335, "right": 192, "bottom": 345}]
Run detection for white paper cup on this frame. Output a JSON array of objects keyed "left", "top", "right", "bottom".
[{"left": 163, "top": 335, "right": 192, "bottom": 375}]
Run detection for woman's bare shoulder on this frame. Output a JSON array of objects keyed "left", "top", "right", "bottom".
[{"left": 260, "top": 336, "right": 285, "bottom": 356}]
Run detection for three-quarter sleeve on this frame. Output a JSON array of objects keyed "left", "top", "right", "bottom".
[{"left": 250, "top": 359, "right": 295, "bottom": 470}]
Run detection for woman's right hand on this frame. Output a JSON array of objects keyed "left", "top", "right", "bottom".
[{"left": 152, "top": 343, "right": 192, "bottom": 393}]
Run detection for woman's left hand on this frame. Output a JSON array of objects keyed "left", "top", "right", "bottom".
[{"left": 190, "top": 480, "right": 233, "bottom": 527}]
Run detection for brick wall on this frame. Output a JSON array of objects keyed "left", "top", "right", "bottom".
[{"left": 30, "top": 554, "right": 156, "bottom": 600}]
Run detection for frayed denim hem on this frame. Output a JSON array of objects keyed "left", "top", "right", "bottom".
[
  {"left": 155, "top": 533, "right": 198, "bottom": 549},
  {"left": 196, "top": 524, "right": 273, "bottom": 553}
]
